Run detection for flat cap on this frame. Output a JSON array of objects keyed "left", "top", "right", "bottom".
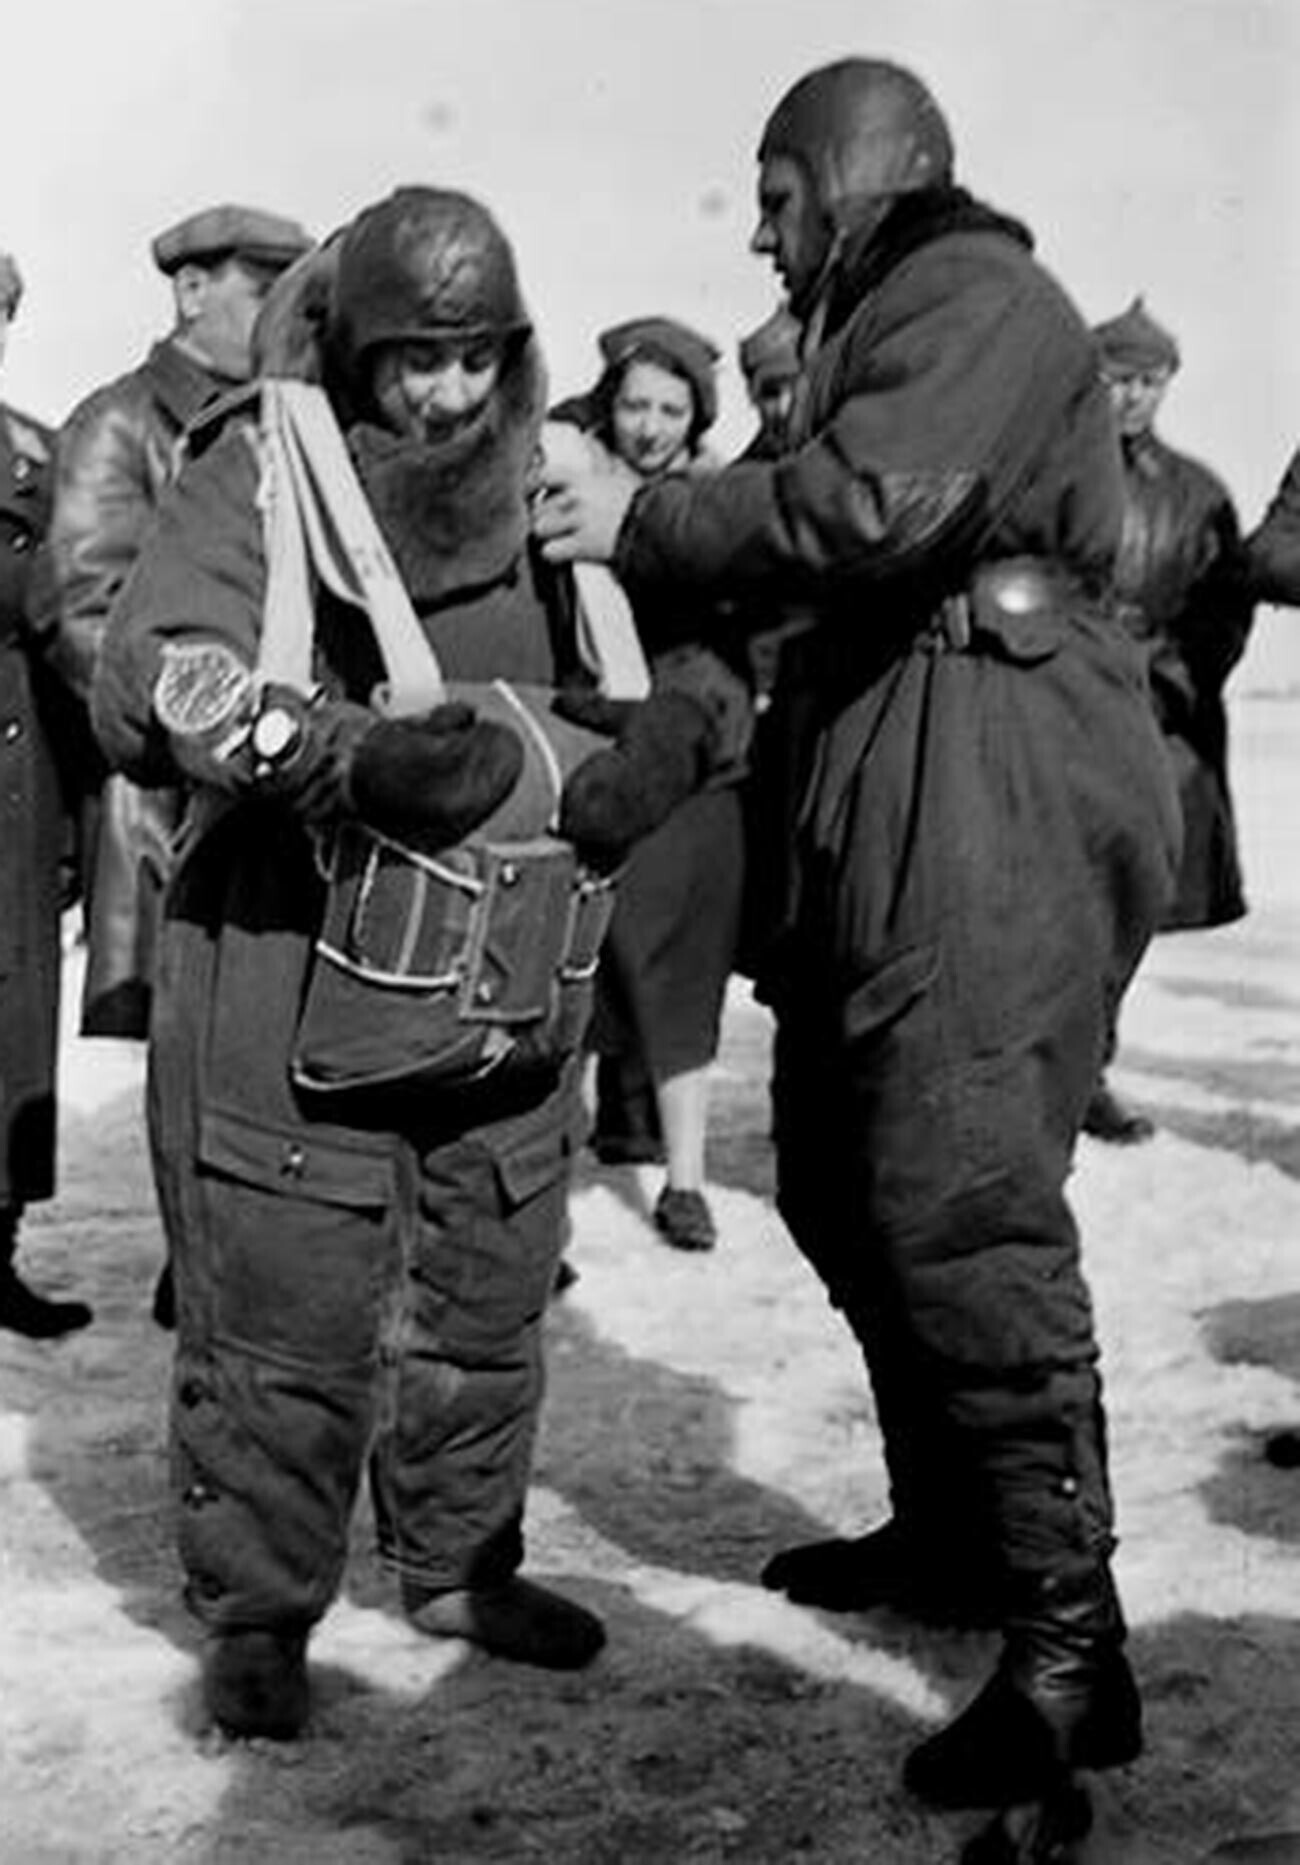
[{"left": 151, "top": 204, "right": 312, "bottom": 277}]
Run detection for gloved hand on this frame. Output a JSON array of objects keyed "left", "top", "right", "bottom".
[
  {"left": 555, "top": 687, "right": 718, "bottom": 872},
  {"left": 347, "top": 702, "right": 525, "bottom": 850}
]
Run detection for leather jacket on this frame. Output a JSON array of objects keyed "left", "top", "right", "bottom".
[
  {"left": 42, "top": 336, "right": 228, "bottom": 1035},
  {"left": 46, "top": 337, "right": 229, "bottom": 701}
]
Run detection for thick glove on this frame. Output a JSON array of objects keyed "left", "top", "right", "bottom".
[
  {"left": 556, "top": 688, "right": 717, "bottom": 872},
  {"left": 347, "top": 702, "right": 525, "bottom": 850}
]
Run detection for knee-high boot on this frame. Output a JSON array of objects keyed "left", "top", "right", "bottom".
[
  {"left": 904, "top": 1557, "right": 1141, "bottom": 1807},
  {"left": 903, "top": 1382, "right": 1142, "bottom": 1808}
]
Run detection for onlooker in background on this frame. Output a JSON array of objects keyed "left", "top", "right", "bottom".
[
  {"left": 43, "top": 202, "right": 312, "bottom": 1042},
  {"left": 42, "top": 202, "right": 311, "bottom": 1329},
  {"left": 1085, "top": 298, "right": 1255, "bottom": 1143},
  {"left": 1242, "top": 444, "right": 1300, "bottom": 605},
  {"left": 551, "top": 318, "right": 752, "bottom": 1252},
  {"left": 731, "top": 304, "right": 816, "bottom": 984},
  {"left": 737, "top": 303, "right": 802, "bottom": 461},
  {"left": 0, "top": 252, "right": 92, "bottom": 1338}
]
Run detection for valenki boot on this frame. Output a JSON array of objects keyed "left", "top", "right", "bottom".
[
  {"left": 203, "top": 1627, "right": 311, "bottom": 1741},
  {"left": 761, "top": 1517, "right": 1001, "bottom": 1626},
  {"left": 904, "top": 1561, "right": 1142, "bottom": 1808},
  {"left": 404, "top": 1575, "right": 606, "bottom": 1670}
]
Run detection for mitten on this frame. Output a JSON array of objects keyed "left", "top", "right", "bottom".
[
  {"left": 653, "top": 643, "right": 756, "bottom": 771},
  {"left": 557, "top": 688, "right": 717, "bottom": 872},
  {"left": 348, "top": 703, "right": 525, "bottom": 850}
]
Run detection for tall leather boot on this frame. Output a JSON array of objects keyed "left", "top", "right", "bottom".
[{"left": 903, "top": 1559, "right": 1142, "bottom": 1809}]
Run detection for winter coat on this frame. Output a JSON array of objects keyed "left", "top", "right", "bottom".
[
  {"left": 1110, "top": 431, "right": 1253, "bottom": 929},
  {"left": 1243, "top": 446, "right": 1300, "bottom": 607},
  {"left": 0, "top": 404, "right": 64, "bottom": 1208},
  {"left": 43, "top": 337, "right": 225, "bottom": 1034},
  {"left": 93, "top": 393, "right": 590, "bottom": 1200},
  {"left": 612, "top": 190, "right": 1179, "bottom": 1412}
]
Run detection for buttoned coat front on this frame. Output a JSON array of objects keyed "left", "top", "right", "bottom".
[{"left": 0, "top": 403, "right": 63, "bottom": 1208}]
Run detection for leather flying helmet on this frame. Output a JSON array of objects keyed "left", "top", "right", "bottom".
[
  {"left": 332, "top": 186, "right": 531, "bottom": 362},
  {"left": 759, "top": 58, "right": 954, "bottom": 231}
]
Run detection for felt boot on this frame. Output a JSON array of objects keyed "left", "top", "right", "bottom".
[
  {"left": 761, "top": 1518, "right": 1000, "bottom": 1626},
  {"left": 203, "top": 1627, "right": 310, "bottom": 1741},
  {"left": 405, "top": 1575, "right": 606, "bottom": 1670},
  {"left": 1081, "top": 1082, "right": 1154, "bottom": 1145}
]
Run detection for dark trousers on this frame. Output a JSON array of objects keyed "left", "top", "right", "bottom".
[
  {"left": 768, "top": 623, "right": 1178, "bottom": 1586},
  {"left": 151, "top": 1007, "right": 576, "bottom": 1632}
]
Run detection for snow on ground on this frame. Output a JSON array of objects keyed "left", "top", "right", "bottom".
[{"left": 2, "top": 690, "right": 1299, "bottom": 1863}]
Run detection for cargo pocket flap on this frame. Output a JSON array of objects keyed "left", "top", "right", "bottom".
[
  {"left": 198, "top": 1105, "right": 395, "bottom": 1210},
  {"left": 479, "top": 1095, "right": 572, "bottom": 1208},
  {"left": 841, "top": 942, "right": 939, "bottom": 1044}
]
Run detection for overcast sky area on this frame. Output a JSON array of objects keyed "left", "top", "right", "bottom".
[{"left": 6, "top": 0, "right": 1300, "bottom": 673}]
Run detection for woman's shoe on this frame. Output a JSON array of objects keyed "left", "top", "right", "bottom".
[{"left": 653, "top": 1187, "right": 717, "bottom": 1252}]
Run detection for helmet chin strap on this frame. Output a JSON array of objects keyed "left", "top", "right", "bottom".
[{"left": 792, "top": 190, "right": 902, "bottom": 346}]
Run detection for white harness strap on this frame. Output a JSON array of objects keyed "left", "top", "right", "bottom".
[
  {"left": 257, "top": 385, "right": 651, "bottom": 714},
  {"left": 256, "top": 379, "right": 446, "bottom": 715}
]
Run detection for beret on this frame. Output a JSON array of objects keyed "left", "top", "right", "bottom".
[
  {"left": 598, "top": 316, "right": 720, "bottom": 431},
  {"left": 152, "top": 204, "right": 312, "bottom": 276},
  {"left": 1092, "top": 297, "right": 1180, "bottom": 376}
]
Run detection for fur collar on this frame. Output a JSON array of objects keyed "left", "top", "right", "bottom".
[
  {"left": 346, "top": 340, "right": 545, "bottom": 608},
  {"left": 820, "top": 187, "right": 1033, "bottom": 340}
]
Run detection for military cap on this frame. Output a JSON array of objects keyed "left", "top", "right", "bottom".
[
  {"left": 1092, "top": 297, "right": 1180, "bottom": 376},
  {"left": 738, "top": 305, "right": 801, "bottom": 383},
  {"left": 151, "top": 204, "right": 312, "bottom": 277},
  {"left": 0, "top": 252, "right": 23, "bottom": 316},
  {"left": 598, "top": 316, "right": 720, "bottom": 431}
]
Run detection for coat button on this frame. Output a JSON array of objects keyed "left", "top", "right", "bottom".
[
  {"left": 281, "top": 1144, "right": 306, "bottom": 1179},
  {"left": 183, "top": 1481, "right": 217, "bottom": 1508}
]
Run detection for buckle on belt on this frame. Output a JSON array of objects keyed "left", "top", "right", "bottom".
[{"left": 920, "top": 593, "right": 972, "bottom": 654}]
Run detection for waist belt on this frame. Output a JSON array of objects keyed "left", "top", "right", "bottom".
[{"left": 919, "top": 557, "right": 1080, "bottom": 663}]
